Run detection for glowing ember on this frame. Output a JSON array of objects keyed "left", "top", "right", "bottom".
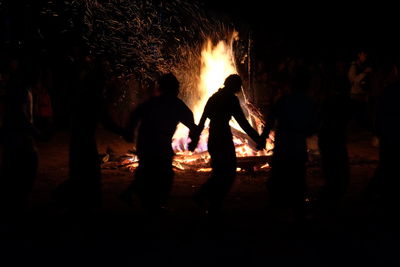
[
  {"left": 197, "top": 168, "right": 212, "bottom": 172},
  {"left": 260, "top": 163, "right": 270, "bottom": 169},
  {"left": 197, "top": 168, "right": 243, "bottom": 172}
]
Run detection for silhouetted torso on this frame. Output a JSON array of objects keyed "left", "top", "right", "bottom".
[
  {"left": 133, "top": 95, "right": 195, "bottom": 159},
  {"left": 54, "top": 57, "right": 105, "bottom": 209},
  {"left": 269, "top": 92, "right": 315, "bottom": 162},
  {"left": 0, "top": 68, "right": 38, "bottom": 213},
  {"left": 376, "top": 81, "right": 400, "bottom": 157},
  {"left": 122, "top": 91, "right": 196, "bottom": 213},
  {"left": 365, "top": 81, "right": 400, "bottom": 214},
  {"left": 375, "top": 81, "right": 400, "bottom": 191},
  {"left": 202, "top": 88, "right": 259, "bottom": 154}
]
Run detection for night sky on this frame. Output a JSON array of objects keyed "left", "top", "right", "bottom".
[
  {"left": 1, "top": 0, "right": 399, "bottom": 64},
  {"left": 203, "top": 0, "right": 400, "bottom": 60}
]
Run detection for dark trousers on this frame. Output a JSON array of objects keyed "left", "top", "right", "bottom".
[
  {"left": 267, "top": 158, "right": 307, "bottom": 210},
  {"left": 0, "top": 134, "right": 38, "bottom": 213},
  {"left": 196, "top": 144, "right": 237, "bottom": 212},
  {"left": 126, "top": 156, "right": 174, "bottom": 212}
]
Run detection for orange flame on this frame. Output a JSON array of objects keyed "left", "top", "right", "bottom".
[{"left": 126, "top": 32, "right": 271, "bottom": 172}]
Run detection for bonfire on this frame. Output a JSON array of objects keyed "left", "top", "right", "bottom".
[{"left": 42, "top": 0, "right": 274, "bottom": 172}]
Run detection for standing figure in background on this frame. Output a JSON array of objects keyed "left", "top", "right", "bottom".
[
  {"left": 54, "top": 48, "right": 106, "bottom": 211},
  {"left": 258, "top": 68, "right": 316, "bottom": 221},
  {"left": 0, "top": 55, "right": 39, "bottom": 216},
  {"left": 189, "top": 74, "right": 260, "bottom": 217},
  {"left": 120, "top": 73, "right": 198, "bottom": 215},
  {"left": 365, "top": 61, "right": 400, "bottom": 216},
  {"left": 317, "top": 60, "right": 350, "bottom": 206},
  {"left": 348, "top": 50, "right": 373, "bottom": 130}
]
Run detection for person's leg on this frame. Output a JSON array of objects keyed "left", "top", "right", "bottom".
[
  {"left": 119, "top": 163, "right": 147, "bottom": 206},
  {"left": 135, "top": 157, "right": 174, "bottom": 215},
  {"left": 195, "top": 146, "right": 236, "bottom": 214},
  {"left": 267, "top": 159, "right": 307, "bottom": 221},
  {"left": 156, "top": 158, "right": 174, "bottom": 209},
  {"left": 290, "top": 161, "right": 307, "bottom": 221}
]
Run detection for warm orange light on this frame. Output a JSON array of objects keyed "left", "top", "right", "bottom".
[{"left": 126, "top": 31, "right": 271, "bottom": 173}]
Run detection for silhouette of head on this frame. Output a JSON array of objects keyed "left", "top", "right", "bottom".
[
  {"left": 223, "top": 74, "right": 242, "bottom": 93},
  {"left": 158, "top": 73, "right": 180, "bottom": 96},
  {"left": 288, "top": 67, "right": 309, "bottom": 94},
  {"left": 357, "top": 50, "right": 369, "bottom": 64}
]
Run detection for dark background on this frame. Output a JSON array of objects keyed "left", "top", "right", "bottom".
[
  {"left": 2, "top": 0, "right": 399, "bottom": 62},
  {"left": 1, "top": 2, "right": 399, "bottom": 266},
  {"left": 203, "top": 0, "right": 399, "bottom": 61}
]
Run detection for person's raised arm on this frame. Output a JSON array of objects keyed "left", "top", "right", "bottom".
[
  {"left": 258, "top": 99, "right": 279, "bottom": 150},
  {"left": 261, "top": 105, "right": 276, "bottom": 140},
  {"left": 187, "top": 99, "right": 211, "bottom": 151},
  {"left": 177, "top": 100, "right": 197, "bottom": 132}
]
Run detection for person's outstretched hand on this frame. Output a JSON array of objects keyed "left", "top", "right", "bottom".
[
  {"left": 188, "top": 142, "right": 196, "bottom": 152},
  {"left": 188, "top": 127, "right": 201, "bottom": 152},
  {"left": 188, "top": 135, "right": 199, "bottom": 152}
]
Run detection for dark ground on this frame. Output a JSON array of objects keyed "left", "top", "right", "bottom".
[{"left": 1, "top": 125, "right": 399, "bottom": 267}]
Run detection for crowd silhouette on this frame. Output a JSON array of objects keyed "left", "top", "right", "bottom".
[{"left": 0, "top": 46, "right": 399, "bottom": 241}]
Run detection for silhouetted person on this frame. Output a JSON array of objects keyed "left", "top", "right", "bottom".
[
  {"left": 189, "top": 74, "right": 260, "bottom": 216},
  {"left": 54, "top": 49, "right": 106, "bottom": 210},
  {"left": 348, "top": 50, "right": 373, "bottom": 130},
  {"left": 0, "top": 56, "right": 39, "bottom": 215},
  {"left": 259, "top": 69, "right": 316, "bottom": 220},
  {"left": 317, "top": 72, "right": 350, "bottom": 205},
  {"left": 120, "top": 73, "right": 197, "bottom": 214},
  {"left": 32, "top": 70, "right": 53, "bottom": 136},
  {"left": 365, "top": 62, "right": 400, "bottom": 214}
]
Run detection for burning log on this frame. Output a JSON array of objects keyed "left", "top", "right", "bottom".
[
  {"left": 231, "top": 127, "right": 258, "bottom": 150},
  {"left": 245, "top": 101, "right": 265, "bottom": 128},
  {"left": 175, "top": 150, "right": 210, "bottom": 163},
  {"left": 237, "top": 155, "right": 271, "bottom": 172}
]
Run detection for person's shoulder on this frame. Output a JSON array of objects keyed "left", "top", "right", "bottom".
[
  {"left": 205, "top": 90, "right": 221, "bottom": 103},
  {"left": 159, "top": 95, "right": 189, "bottom": 108},
  {"left": 211, "top": 89, "right": 222, "bottom": 97},
  {"left": 174, "top": 97, "right": 190, "bottom": 109},
  {"left": 174, "top": 96, "right": 185, "bottom": 104}
]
